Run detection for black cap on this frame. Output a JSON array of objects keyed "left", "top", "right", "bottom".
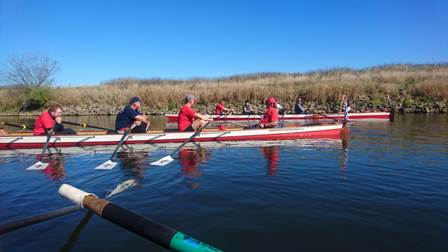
[{"left": 129, "top": 96, "right": 142, "bottom": 105}]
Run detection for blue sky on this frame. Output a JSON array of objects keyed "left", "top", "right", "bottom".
[{"left": 0, "top": 0, "right": 447, "bottom": 85}]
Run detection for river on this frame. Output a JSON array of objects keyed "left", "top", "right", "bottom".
[{"left": 0, "top": 114, "right": 447, "bottom": 251}]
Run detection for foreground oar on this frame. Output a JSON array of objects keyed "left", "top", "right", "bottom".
[
  {"left": 62, "top": 121, "right": 114, "bottom": 131},
  {"left": 95, "top": 127, "right": 133, "bottom": 170},
  {"left": 0, "top": 122, "right": 30, "bottom": 130},
  {"left": 150, "top": 121, "right": 211, "bottom": 166},
  {"left": 26, "top": 128, "right": 55, "bottom": 170},
  {"left": 58, "top": 184, "right": 222, "bottom": 252},
  {"left": 0, "top": 179, "right": 137, "bottom": 235}
]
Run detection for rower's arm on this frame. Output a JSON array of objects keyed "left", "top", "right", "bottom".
[
  {"left": 135, "top": 115, "right": 150, "bottom": 124},
  {"left": 194, "top": 113, "right": 213, "bottom": 121},
  {"left": 260, "top": 120, "right": 279, "bottom": 128}
]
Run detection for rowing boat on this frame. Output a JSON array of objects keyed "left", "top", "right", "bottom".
[
  {"left": 165, "top": 112, "right": 391, "bottom": 122},
  {"left": 0, "top": 124, "right": 344, "bottom": 150}
]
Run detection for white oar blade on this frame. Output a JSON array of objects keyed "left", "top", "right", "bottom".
[
  {"left": 26, "top": 161, "right": 49, "bottom": 170},
  {"left": 150, "top": 155, "right": 174, "bottom": 166},
  {"left": 95, "top": 160, "right": 117, "bottom": 170},
  {"left": 106, "top": 179, "right": 137, "bottom": 199}
]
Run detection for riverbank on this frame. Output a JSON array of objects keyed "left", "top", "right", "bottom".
[{"left": 1, "top": 64, "right": 446, "bottom": 115}]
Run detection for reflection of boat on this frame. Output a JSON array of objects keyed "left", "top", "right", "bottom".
[
  {"left": 0, "top": 139, "right": 343, "bottom": 156},
  {"left": 166, "top": 112, "right": 390, "bottom": 122},
  {"left": 0, "top": 124, "right": 343, "bottom": 150}
]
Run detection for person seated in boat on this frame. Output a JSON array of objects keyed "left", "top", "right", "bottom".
[
  {"left": 259, "top": 97, "right": 279, "bottom": 128},
  {"left": 276, "top": 98, "right": 287, "bottom": 115},
  {"left": 242, "top": 100, "right": 255, "bottom": 115},
  {"left": 343, "top": 96, "right": 351, "bottom": 121},
  {"left": 115, "top": 96, "right": 150, "bottom": 134},
  {"left": 178, "top": 95, "right": 213, "bottom": 132},
  {"left": 215, "top": 100, "right": 231, "bottom": 116},
  {"left": 294, "top": 97, "right": 304, "bottom": 114},
  {"left": 33, "top": 103, "right": 77, "bottom": 136}
]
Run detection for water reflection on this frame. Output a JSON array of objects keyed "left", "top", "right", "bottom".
[
  {"left": 260, "top": 146, "right": 279, "bottom": 175},
  {"left": 36, "top": 152, "right": 66, "bottom": 180},
  {"left": 178, "top": 145, "right": 210, "bottom": 189},
  {"left": 116, "top": 147, "right": 149, "bottom": 181},
  {"left": 339, "top": 136, "right": 350, "bottom": 180}
]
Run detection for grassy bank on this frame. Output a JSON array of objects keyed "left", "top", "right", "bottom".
[{"left": 1, "top": 64, "right": 447, "bottom": 115}]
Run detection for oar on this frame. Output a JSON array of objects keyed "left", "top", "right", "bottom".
[
  {"left": 95, "top": 127, "right": 134, "bottom": 170},
  {"left": 316, "top": 113, "right": 338, "bottom": 122},
  {"left": 26, "top": 127, "right": 55, "bottom": 170},
  {"left": 150, "top": 121, "right": 211, "bottom": 166},
  {"left": 62, "top": 121, "right": 114, "bottom": 131},
  {"left": 0, "top": 179, "right": 137, "bottom": 235},
  {"left": 59, "top": 184, "right": 222, "bottom": 252},
  {"left": 0, "top": 122, "right": 30, "bottom": 130}
]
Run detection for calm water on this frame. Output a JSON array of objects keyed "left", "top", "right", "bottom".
[{"left": 0, "top": 114, "right": 447, "bottom": 251}]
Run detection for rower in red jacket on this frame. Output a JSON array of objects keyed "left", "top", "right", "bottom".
[
  {"left": 215, "top": 100, "right": 231, "bottom": 115},
  {"left": 178, "top": 95, "right": 213, "bottom": 132},
  {"left": 259, "top": 97, "right": 279, "bottom": 128},
  {"left": 33, "top": 103, "right": 76, "bottom": 136}
]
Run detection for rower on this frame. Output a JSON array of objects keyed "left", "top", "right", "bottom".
[
  {"left": 294, "top": 97, "right": 304, "bottom": 114},
  {"left": 343, "top": 96, "right": 351, "bottom": 121},
  {"left": 178, "top": 95, "right": 213, "bottom": 132},
  {"left": 242, "top": 100, "right": 255, "bottom": 115},
  {"left": 33, "top": 103, "right": 76, "bottom": 136},
  {"left": 215, "top": 100, "right": 231, "bottom": 116},
  {"left": 115, "top": 96, "right": 150, "bottom": 134},
  {"left": 276, "top": 98, "right": 287, "bottom": 115},
  {"left": 259, "top": 97, "right": 279, "bottom": 128}
]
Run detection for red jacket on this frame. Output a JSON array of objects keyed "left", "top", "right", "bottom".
[
  {"left": 33, "top": 111, "right": 55, "bottom": 136},
  {"left": 178, "top": 105, "right": 197, "bottom": 131},
  {"left": 259, "top": 107, "right": 279, "bottom": 125},
  {"left": 215, "top": 103, "right": 225, "bottom": 115}
]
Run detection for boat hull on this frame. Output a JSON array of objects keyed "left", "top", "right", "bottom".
[
  {"left": 0, "top": 124, "right": 343, "bottom": 150},
  {"left": 165, "top": 112, "right": 390, "bottom": 122}
]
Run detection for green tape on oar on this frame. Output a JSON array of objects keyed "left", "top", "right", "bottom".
[{"left": 170, "top": 232, "right": 223, "bottom": 252}]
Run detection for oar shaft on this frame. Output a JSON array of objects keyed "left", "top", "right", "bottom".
[
  {"left": 59, "top": 184, "right": 222, "bottom": 252},
  {"left": 0, "top": 205, "right": 81, "bottom": 235},
  {"left": 171, "top": 121, "right": 211, "bottom": 156},
  {"left": 110, "top": 129, "right": 131, "bottom": 160},
  {"left": 62, "top": 121, "right": 114, "bottom": 131},
  {"left": 39, "top": 128, "right": 54, "bottom": 161},
  {"left": 1, "top": 122, "right": 30, "bottom": 130}
]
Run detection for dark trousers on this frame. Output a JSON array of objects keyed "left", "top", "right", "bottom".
[{"left": 131, "top": 123, "right": 148, "bottom": 133}]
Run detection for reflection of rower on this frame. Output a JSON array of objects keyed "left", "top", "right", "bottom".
[
  {"left": 261, "top": 146, "right": 279, "bottom": 175},
  {"left": 178, "top": 147, "right": 208, "bottom": 178},
  {"left": 116, "top": 150, "right": 148, "bottom": 180},
  {"left": 36, "top": 153, "right": 65, "bottom": 180},
  {"left": 339, "top": 135, "right": 350, "bottom": 180}
]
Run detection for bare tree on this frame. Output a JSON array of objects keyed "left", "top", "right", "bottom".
[{"left": 1, "top": 54, "right": 59, "bottom": 88}]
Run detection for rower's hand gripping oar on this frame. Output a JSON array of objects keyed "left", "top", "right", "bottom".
[
  {"left": 26, "top": 127, "right": 55, "bottom": 170},
  {"left": 95, "top": 126, "right": 134, "bottom": 170},
  {"left": 150, "top": 121, "right": 212, "bottom": 166}
]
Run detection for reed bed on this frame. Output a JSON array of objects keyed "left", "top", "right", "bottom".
[{"left": 1, "top": 64, "right": 447, "bottom": 114}]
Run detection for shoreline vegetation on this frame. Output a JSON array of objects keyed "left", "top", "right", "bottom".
[{"left": 1, "top": 64, "right": 447, "bottom": 116}]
